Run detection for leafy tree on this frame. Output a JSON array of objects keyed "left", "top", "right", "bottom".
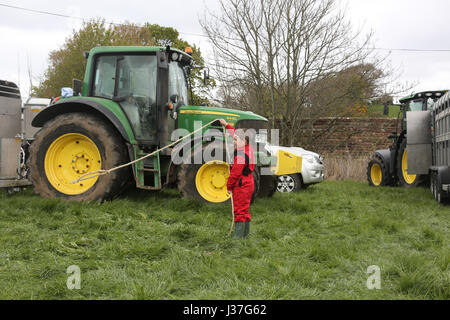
[
  {"left": 33, "top": 19, "right": 214, "bottom": 105},
  {"left": 306, "top": 63, "right": 386, "bottom": 118}
]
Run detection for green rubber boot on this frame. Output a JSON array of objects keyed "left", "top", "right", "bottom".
[
  {"left": 233, "top": 222, "right": 246, "bottom": 239},
  {"left": 244, "top": 221, "right": 250, "bottom": 238}
]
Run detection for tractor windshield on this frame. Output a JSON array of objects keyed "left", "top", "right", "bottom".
[
  {"left": 408, "top": 99, "right": 423, "bottom": 111},
  {"left": 408, "top": 98, "right": 436, "bottom": 112},
  {"left": 168, "top": 62, "right": 189, "bottom": 106}
]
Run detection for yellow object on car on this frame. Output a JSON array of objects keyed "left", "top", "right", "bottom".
[{"left": 271, "top": 149, "right": 302, "bottom": 176}]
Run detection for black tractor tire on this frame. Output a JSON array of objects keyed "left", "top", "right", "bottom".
[
  {"left": 250, "top": 169, "right": 260, "bottom": 203},
  {"left": 397, "top": 140, "right": 425, "bottom": 188},
  {"left": 27, "top": 112, "right": 131, "bottom": 202},
  {"left": 367, "top": 154, "right": 392, "bottom": 187},
  {"left": 256, "top": 172, "right": 278, "bottom": 198},
  {"left": 277, "top": 173, "right": 302, "bottom": 193},
  {"left": 177, "top": 140, "right": 260, "bottom": 204}
]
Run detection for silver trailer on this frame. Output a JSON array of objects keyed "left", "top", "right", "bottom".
[
  {"left": 0, "top": 80, "right": 28, "bottom": 188},
  {"left": 0, "top": 80, "right": 50, "bottom": 189},
  {"left": 407, "top": 90, "right": 450, "bottom": 203}
]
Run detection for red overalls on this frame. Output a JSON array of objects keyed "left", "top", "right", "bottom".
[{"left": 225, "top": 124, "right": 255, "bottom": 223}]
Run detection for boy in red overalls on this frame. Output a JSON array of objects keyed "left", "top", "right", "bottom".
[{"left": 219, "top": 119, "right": 255, "bottom": 238}]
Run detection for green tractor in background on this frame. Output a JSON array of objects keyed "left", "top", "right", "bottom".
[
  {"left": 367, "top": 90, "right": 447, "bottom": 188},
  {"left": 28, "top": 46, "right": 280, "bottom": 203}
]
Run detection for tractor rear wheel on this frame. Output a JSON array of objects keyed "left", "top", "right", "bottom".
[
  {"left": 28, "top": 112, "right": 130, "bottom": 201},
  {"left": 397, "top": 140, "right": 425, "bottom": 188},
  {"left": 367, "top": 154, "right": 392, "bottom": 187}
]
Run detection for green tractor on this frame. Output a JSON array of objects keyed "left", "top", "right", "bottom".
[
  {"left": 28, "top": 46, "right": 278, "bottom": 203},
  {"left": 367, "top": 90, "right": 447, "bottom": 187}
]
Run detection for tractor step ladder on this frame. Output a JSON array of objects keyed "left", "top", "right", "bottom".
[{"left": 135, "top": 150, "right": 162, "bottom": 191}]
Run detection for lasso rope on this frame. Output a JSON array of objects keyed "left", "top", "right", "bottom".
[
  {"left": 70, "top": 118, "right": 236, "bottom": 238},
  {"left": 224, "top": 129, "right": 235, "bottom": 237},
  {"left": 70, "top": 119, "right": 220, "bottom": 184}
]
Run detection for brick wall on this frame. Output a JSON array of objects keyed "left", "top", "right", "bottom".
[{"left": 290, "top": 117, "right": 398, "bottom": 156}]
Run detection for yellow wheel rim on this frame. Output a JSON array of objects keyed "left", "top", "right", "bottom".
[
  {"left": 195, "top": 161, "right": 231, "bottom": 203},
  {"left": 44, "top": 133, "right": 102, "bottom": 195},
  {"left": 370, "top": 163, "right": 382, "bottom": 186},
  {"left": 402, "top": 149, "right": 417, "bottom": 185}
]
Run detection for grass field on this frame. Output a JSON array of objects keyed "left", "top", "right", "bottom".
[
  {"left": 363, "top": 105, "right": 401, "bottom": 118},
  {"left": 0, "top": 181, "right": 448, "bottom": 300}
]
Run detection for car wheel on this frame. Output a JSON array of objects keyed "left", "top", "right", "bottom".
[{"left": 277, "top": 174, "right": 301, "bottom": 193}]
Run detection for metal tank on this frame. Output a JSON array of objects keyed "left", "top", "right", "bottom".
[
  {"left": 0, "top": 80, "right": 30, "bottom": 187},
  {"left": 23, "top": 97, "right": 51, "bottom": 141},
  {"left": 0, "top": 80, "right": 21, "bottom": 139}
]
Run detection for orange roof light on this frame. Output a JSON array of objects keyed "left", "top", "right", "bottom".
[{"left": 185, "top": 47, "right": 193, "bottom": 55}]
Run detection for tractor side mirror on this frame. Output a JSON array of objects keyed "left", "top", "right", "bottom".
[
  {"left": 203, "top": 68, "right": 210, "bottom": 86},
  {"left": 73, "top": 79, "right": 82, "bottom": 96},
  {"left": 170, "top": 94, "right": 179, "bottom": 104}
]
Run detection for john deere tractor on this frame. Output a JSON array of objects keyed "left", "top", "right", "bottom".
[
  {"left": 367, "top": 90, "right": 447, "bottom": 187},
  {"left": 28, "top": 46, "right": 281, "bottom": 203}
]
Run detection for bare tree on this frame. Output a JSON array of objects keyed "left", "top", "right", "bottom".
[{"left": 201, "top": 0, "right": 393, "bottom": 145}]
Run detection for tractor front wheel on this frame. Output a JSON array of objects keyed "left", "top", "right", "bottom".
[
  {"left": 177, "top": 141, "right": 260, "bottom": 204},
  {"left": 28, "top": 112, "right": 130, "bottom": 201},
  {"left": 367, "top": 154, "right": 392, "bottom": 187}
]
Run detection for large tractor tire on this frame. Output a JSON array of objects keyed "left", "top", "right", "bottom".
[
  {"left": 177, "top": 141, "right": 260, "bottom": 204},
  {"left": 256, "top": 172, "right": 278, "bottom": 198},
  {"left": 28, "top": 112, "right": 130, "bottom": 202},
  {"left": 367, "top": 154, "right": 392, "bottom": 187},
  {"left": 397, "top": 140, "right": 425, "bottom": 188}
]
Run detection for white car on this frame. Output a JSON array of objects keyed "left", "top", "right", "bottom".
[{"left": 265, "top": 144, "right": 325, "bottom": 193}]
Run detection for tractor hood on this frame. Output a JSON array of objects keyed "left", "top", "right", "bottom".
[{"left": 177, "top": 106, "right": 268, "bottom": 133}]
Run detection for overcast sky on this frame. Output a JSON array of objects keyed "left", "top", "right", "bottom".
[{"left": 1, "top": 0, "right": 450, "bottom": 100}]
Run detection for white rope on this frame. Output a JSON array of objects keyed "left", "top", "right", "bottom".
[
  {"left": 70, "top": 118, "right": 237, "bottom": 238},
  {"left": 70, "top": 119, "right": 219, "bottom": 184},
  {"left": 224, "top": 126, "right": 235, "bottom": 237}
]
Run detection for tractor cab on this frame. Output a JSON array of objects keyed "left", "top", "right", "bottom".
[
  {"left": 83, "top": 46, "right": 194, "bottom": 147},
  {"left": 395, "top": 90, "right": 448, "bottom": 139},
  {"left": 400, "top": 91, "right": 447, "bottom": 112}
]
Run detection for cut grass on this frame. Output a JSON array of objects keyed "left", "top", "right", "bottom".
[{"left": 0, "top": 181, "right": 448, "bottom": 300}]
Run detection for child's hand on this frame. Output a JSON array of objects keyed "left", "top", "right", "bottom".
[{"left": 219, "top": 119, "right": 227, "bottom": 127}]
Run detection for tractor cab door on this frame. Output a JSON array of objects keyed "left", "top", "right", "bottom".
[{"left": 167, "top": 60, "right": 190, "bottom": 139}]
